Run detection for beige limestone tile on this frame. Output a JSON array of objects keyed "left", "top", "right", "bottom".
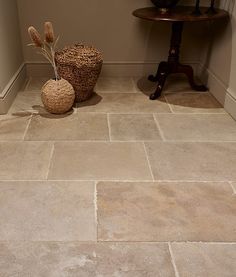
[
  {"left": 0, "top": 115, "right": 31, "bottom": 140},
  {"left": 145, "top": 141, "right": 236, "bottom": 181},
  {"left": 0, "top": 141, "right": 52, "bottom": 180},
  {"left": 165, "top": 92, "right": 225, "bottom": 113},
  {"left": 48, "top": 142, "right": 152, "bottom": 180},
  {"left": 9, "top": 91, "right": 76, "bottom": 116},
  {"left": 0, "top": 242, "right": 175, "bottom": 277},
  {"left": 96, "top": 77, "right": 136, "bottom": 93},
  {"left": 25, "top": 113, "right": 109, "bottom": 141},
  {"left": 97, "top": 181, "right": 236, "bottom": 242},
  {"left": 155, "top": 114, "right": 236, "bottom": 141},
  {"left": 164, "top": 74, "right": 195, "bottom": 93},
  {"left": 133, "top": 76, "right": 160, "bottom": 95},
  {"left": 8, "top": 91, "right": 47, "bottom": 115},
  {"left": 0, "top": 181, "right": 96, "bottom": 241},
  {"left": 77, "top": 93, "right": 171, "bottom": 113},
  {"left": 171, "top": 243, "right": 236, "bottom": 277},
  {"left": 109, "top": 114, "right": 162, "bottom": 141},
  {"left": 134, "top": 75, "right": 191, "bottom": 95},
  {"left": 25, "top": 77, "right": 49, "bottom": 92}
]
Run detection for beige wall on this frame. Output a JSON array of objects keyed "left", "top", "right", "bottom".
[
  {"left": 0, "top": 0, "right": 23, "bottom": 94},
  {"left": 17, "top": 0, "right": 206, "bottom": 66}
]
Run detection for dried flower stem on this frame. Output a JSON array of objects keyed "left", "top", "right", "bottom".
[{"left": 28, "top": 23, "right": 60, "bottom": 80}]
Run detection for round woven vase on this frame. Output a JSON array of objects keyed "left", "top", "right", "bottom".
[
  {"left": 41, "top": 78, "right": 75, "bottom": 114},
  {"left": 55, "top": 44, "right": 103, "bottom": 102}
]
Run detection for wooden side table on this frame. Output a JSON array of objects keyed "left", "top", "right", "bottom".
[{"left": 133, "top": 6, "right": 229, "bottom": 100}]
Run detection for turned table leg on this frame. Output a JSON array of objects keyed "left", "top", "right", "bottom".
[{"left": 149, "top": 21, "right": 207, "bottom": 100}]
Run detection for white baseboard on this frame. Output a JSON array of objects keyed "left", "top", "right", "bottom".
[
  {"left": 197, "top": 63, "right": 228, "bottom": 106},
  {"left": 0, "top": 64, "right": 27, "bottom": 114},
  {"left": 25, "top": 61, "right": 199, "bottom": 78},
  {"left": 198, "top": 63, "right": 236, "bottom": 121},
  {"left": 225, "top": 91, "right": 236, "bottom": 120}
]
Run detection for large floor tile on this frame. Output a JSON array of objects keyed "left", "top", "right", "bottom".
[
  {"left": 171, "top": 243, "right": 236, "bottom": 277},
  {"left": 96, "top": 77, "right": 136, "bottom": 93},
  {"left": 8, "top": 92, "right": 46, "bottom": 115},
  {"left": 0, "top": 242, "right": 175, "bottom": 277},
  {"left": 165, "top": 92, "right": 225, "bottom": 113},
  {"left": 134, "top": 75, "right": 191, "bottom": 95},
  {"left": 0, "top": 115, "right": 31, "bottom": 140},
  {"left": 0, "top": 141, "right": 53, "bottom": 180},
  {"left": 145, "top": 141, "right": 236, "bottom": 181},
  {"left": 97, "top": 181, "right": 236, "bottom": 242},
  {"left": 77, "top": 93, "right": 171, "bottom": 113},
  {"left": 48, "top": 142, "right": 152, "bottom": 180},
  {"left": 156, "top": 114, "right": 236, "bottom": 141},
  {"left": 25, "top": 113, "right": 109, "bottom": 141},
  {"left": 0, "top": 181, "right": 96, "bottom": 241},
  {"left": 109, "top": 114, "right": 162, "bottom": 141}
]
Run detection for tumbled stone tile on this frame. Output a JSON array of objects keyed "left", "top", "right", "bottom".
[
  {"left": 97, "top": 181, "right": 236, "bottom": 242},
  {"left": 8, "top": 92, "right": 46, "bottom": 115},
  {"left": 165, "top": 92, "right": 225, "bottom": 113},
  {"left": 171, "top": 243, "right": 236, "bottom": 277},
  {"left": 96, "top": 77, "right": 136, "bottom": 93},
  {"left": 133, "top": 77, "right": 159, "bottom": 95},
  {"left": 0, "top": 115, "right": 31, "bottom": 140},
  {"left": 0, "top": 242, "right": 175, "bottom": 277},
  {"left": 134, "top": 75, "right": 191, "bottom": 95},
  {"left": 0, "top": 181, "right": 96, "bottom": 241},
  {"left": 145, "top": 141, "right": 236, "bottom": 181},
  {"left": 48, "top": 142, "right": 152, "bottom": 180},
  {"left": 109, "top": 114, "right": 162, "bottom": 141},
  {"left": 155, "top": 114, "right": 236, "bottom": 141},
  {"left": 25, "top": 113, "right": 109, "bottom": 141},
  {"left": 0, "top": 141, "right": 53, "bottom": 180},
  {"left": 77, "top": 93, "right": 171, "bottom": 113}
]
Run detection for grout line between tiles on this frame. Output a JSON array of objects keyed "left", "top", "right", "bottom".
[
  {"left": 168, "top": 242, "right": 180, "bottom": 277},
  {"left": 22, "top": 114, "right": 33, "bottom": 140},
  {"left": 98, "top": 241, "right": 236, "bottom": 244},
  {"left": 24, "top": 77, "right": 32, "bottom": 91},
  {"left": 131, "top": 77, "right": 140, "bottom": 93},
  {"left": 94, "top": 181, "right": 98, "bottom": 242},
  {"left": 0, "top": 240, "right": 235, "bottom": 244},
  {"left": 1, "top": 139, "right": 236, "bottom": 143},
  {"left": 164, "top": 94, "right": 175, "bottom": 114},
  {"left": 107, "top": 114, "right": 112, "bottom": 142},
  {"left": 46, "top": 143, "right": 55, "bottom": 180},
  {"left": 142, "top": 142, "right": 155, "bottom": 181},
  {"left": 0, "top": 179, "right": 232, "bottom": 183},
  {"left": 228, "top": 181, "right": 236, "bottom": 194},
  {"left": 153, "top": 114, "right": 166, "bottom": 141}
]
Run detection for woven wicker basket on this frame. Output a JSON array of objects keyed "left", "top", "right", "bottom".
[
  {"left": 55, "top": 44, "right": 103, "bottom": 102},
  {"left": 41, "top": 78, "right": 75, "bottom": 114}
]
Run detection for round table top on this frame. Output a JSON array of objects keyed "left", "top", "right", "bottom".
[{"left": 133, "top": 6, "right": 229, "bottom": 22}]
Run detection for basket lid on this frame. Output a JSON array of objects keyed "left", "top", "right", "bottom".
[{"left": 56, "top": 44, "right": 103, "bottom": 67}]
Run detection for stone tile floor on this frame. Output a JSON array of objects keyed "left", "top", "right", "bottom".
[{"left": 0, "top": 76, "right": 236, "bottom": 276}]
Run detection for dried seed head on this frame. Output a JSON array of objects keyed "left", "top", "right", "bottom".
[
  {"left": 44, "top": 21, "right": 54, "bottom": 43},
  {"left": 28, "top": 26, "right": 43, "bottom": 47}
]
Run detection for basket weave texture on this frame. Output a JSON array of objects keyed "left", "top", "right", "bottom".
[
  {"left": 41, "top": 78, "right": 75, "bottom": 114},
  {"left": 55, "top": 44, "right": 103, "bottom": 102}
]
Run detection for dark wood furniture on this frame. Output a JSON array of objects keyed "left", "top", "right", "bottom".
[{"left": 133, "top": 6, "right": 229, "bottom": 100}]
